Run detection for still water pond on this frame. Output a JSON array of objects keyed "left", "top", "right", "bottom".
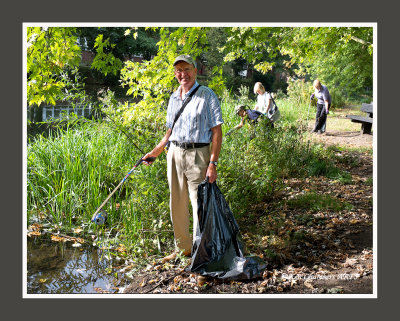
[{"left": 27, "top": 236, "right": 130, "bottom": 294}]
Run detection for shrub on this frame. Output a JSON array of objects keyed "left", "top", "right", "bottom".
[
  {"left": 286, "top": 78, "right": 313, "bottom": 106},
  {"left": 329, "top": 87, "right": 347, "bottom": 108},
  {"left": 218, "top": 105, "right": 343, "bottom": 216}
]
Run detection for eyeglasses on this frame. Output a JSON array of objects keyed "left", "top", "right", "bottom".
[{"left": 174, "top": 67, "right": 193, "bottom": 74}]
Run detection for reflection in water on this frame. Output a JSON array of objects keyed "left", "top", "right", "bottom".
[{"left": 27, "top": 236, "right": 128, "bottom": 294}]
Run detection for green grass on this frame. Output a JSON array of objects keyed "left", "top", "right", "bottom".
[
  {"left": 365, "top": 176, "right": 373, "bottom": 186},
  {"left": 286, "top": 192, "right": 353, "bottom": 212}
]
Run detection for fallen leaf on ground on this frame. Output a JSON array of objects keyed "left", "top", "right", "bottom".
[
  {"left": 304, "top": 279, "right": 314, "bottom": 289},
  {"left": 29, "top": 224, "right": 42, "bottom": 231},
  {"left": 174, "top": 275, "right": 183, "bottom": 284},
  {"left": 343, "top": 257, "right": 358, "bottom": 267},
  {"left": 51, "top": 235, "right": 67, "bottom": 242},
  {"left": 27, "top": 231, "right": 41, "bottom": 237},
  {"left": 73, "top": 227, "right": 83, "bottom": 234}
]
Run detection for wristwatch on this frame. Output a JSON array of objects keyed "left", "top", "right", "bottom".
[{"left": 209, "top": 161, "right": 218, "bottom": 167}]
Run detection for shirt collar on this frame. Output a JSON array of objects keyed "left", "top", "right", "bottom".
[{"left": 174, "top": 81, "right": 199, "bottom": 100}]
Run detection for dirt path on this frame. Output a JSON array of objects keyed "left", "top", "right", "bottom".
[
  {"left": 309, "top": 126, "right": 373, "bottom": 149},
  {"left": 122, "top": 109, "right": 374, "bottom": 295},
  {"left": 308, "top": 107, "right": 373, "bottom": 149}
]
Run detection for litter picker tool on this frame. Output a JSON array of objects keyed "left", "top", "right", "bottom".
[{"left": 91, "top": 156, "right": 155, "bottom": 225}]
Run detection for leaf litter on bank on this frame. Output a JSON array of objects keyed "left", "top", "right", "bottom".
[{"left": 121, "top": 148, "right": 373, "bottom": 294}]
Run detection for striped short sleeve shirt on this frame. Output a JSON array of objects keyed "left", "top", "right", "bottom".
[{"left": 166, "top": 82, "right": 223, "bottom": 143}]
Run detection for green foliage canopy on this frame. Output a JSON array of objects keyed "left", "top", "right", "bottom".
[
  {"left": 221, "top": 26, "right": 373, "bottom": 97},
  {"left": 26, "top": 26, "right": 373, "bottom": 108},
  {"left": 27, "top": 27, "right": 82, "bottom": 106},
  {"left": 91, "top": 34, "right": 123, "bottom": 76}
]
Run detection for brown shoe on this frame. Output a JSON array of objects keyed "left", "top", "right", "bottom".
[
  {"left": 161, "top": 250, "right": 191, "bottom": 264},
  {"left": 161, "top": 252, "right": 177, "bottom": 263}
]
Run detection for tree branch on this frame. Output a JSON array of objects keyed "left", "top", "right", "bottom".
[{"left": 350, "top": 36, "right": 372, "bottom": 47}]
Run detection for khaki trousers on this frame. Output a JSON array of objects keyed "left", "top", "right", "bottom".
[{"left": 167, "top": 143, "right": 211, "bottom": 253}]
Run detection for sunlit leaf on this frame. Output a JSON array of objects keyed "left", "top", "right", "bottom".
[{"left": 73, "top": 227, "right": 83, "bottom": 234}]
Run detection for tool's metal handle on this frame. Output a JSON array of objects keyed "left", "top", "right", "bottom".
[
  {"left": 91, "top": 179, "right": 125, "bottom": 222},
  {"left": 90, "top": 155, "right": 156, "bottom": 223}
]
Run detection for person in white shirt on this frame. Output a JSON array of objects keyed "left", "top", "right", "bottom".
[{"left": 253, "top": 82, "right": 280, "bottom": 126}]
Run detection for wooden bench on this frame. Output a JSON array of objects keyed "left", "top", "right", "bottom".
[{"left": 346, "top": 103, "right": 373, "bottom": 134}]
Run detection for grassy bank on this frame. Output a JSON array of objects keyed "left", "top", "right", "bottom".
[{"left": 27, "top": 96, "right": 357, "bottom": 260}]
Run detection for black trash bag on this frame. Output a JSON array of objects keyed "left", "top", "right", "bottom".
[{"left": 187, "top": 180, "right": 267, "bottom": 280}]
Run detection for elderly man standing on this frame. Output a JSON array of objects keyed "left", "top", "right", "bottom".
[
  {"left": 143, "top": 54, "right": 223, "bottom": 262},
  {"left": 311, "top": 79, "right": 332, "bottom": 134}
]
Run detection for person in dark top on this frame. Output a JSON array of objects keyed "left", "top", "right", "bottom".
[
  {"left": 225, "top": 105, "right": 271, "bottom": 137},
  {"left": 234, "top": 105, "right": 263, "bottom": 127}
]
